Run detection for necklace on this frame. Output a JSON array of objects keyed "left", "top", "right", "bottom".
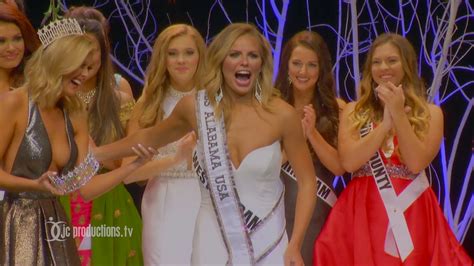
[
  {"left": 169, "top": 86, "right": 195, "bottom": 98},
  {"left": 77, "top": 88, "right": 97, "bottom": 106}
]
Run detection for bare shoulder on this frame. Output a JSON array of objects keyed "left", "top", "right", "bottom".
[
  {"left": 341, "top": 101, "right": 356, "bottom": 115},
  {"left": 271, "top": 97, "right": 297, "bottom": 115},
  {"left": 336, "top": 98, "right": 347, "bottom": 110},
  {"left": 116, "top": 75, "right": 134, "bottom": 97},
  {"left": 428, "top": 103, "right": 443, "bottom": 116},
  {"left": 270, "top": 97, "right": 299, "bottom": 124},
  {"left": 0, "top": 88, "right": 27, "bottom": 116},
  {"left": 116, "top": 90, "right": 135, "bottom": 105},
  {"left": 427, "top": 103, "right": 443, "bottom": 119}
]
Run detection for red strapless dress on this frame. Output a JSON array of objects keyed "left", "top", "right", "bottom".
[{"left": 313, "top": 144, "right": 472, "bottom": 265}]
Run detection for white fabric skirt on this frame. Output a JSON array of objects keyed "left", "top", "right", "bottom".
[{"left": 142, "top": 176, "right": 201, "bottom": 265}]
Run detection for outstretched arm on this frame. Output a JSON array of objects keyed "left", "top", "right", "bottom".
[
  {"left": 123, "top": 132, "right": 196, "bottom": 184},
  {"left": 94, "top": 95, "right": 196, "bottom": 162},
  {"left": 79, "top": 144, "right": 154, "bottom": 201},
  {"left": 69, "top": 108, "right": 155, "bottom": 201}
]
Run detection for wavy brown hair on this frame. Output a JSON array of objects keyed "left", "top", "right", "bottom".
[
  {"left": 66, "top": 8, "right": 125, "bottom": 146},
  {"left": 275, "top": 31, "right": 339, "bottom": 147},
  {"left": 0, "top": 2, "right": 40, "bottom": 87},
  {"left": 351, "top": 33, "right": 429, "bottom": 139},
  {"left": 136, "top": 24, "right": 206, "bottom": 128}
]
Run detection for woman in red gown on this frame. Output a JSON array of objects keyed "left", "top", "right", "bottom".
[{"left": 313, "top": 33, "right": 472, "bottom": 265}]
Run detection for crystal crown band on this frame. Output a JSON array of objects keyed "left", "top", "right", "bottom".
[{"left": 38, "top": 18, "right": 84, "bottom": 47}]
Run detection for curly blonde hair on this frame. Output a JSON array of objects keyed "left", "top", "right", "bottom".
[
  {"left": 351, "top": 33, "right": 430, "bottom": 139},
  {"left": 136, "top": 24, "right": 206, "bottom": 128},
  {"left": 24, "top": 34, "right": 93, "bottom": 113},
  {"left": 204, "top": 23, "right": 280, "bottom": 124}
]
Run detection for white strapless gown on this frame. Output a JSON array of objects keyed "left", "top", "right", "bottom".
[
  {"left": 192, "top": 141, "right": 288, "bottom": 265},
  {"left": 142, "top": 88, "right": 201, "bottom": 266}
]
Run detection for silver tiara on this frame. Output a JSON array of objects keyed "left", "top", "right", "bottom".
[{"left": 38, "top": 18, "right": 84, "bottom": 47}]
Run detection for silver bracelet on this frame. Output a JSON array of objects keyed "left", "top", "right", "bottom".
[{"left": 48, "top": 150, "right": 99, "bottom": 193}]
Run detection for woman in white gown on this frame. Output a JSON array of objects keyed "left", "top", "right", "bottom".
[
  {"left": 96, "top": 23, "right": 317, "bottom": 266},
  {"left": 124, "top": 24, "right": 206, "bottom": 265}
]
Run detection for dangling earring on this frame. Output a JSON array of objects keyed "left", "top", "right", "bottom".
[
  {"left": 287, "top": 75, "right": 292, "bottom": 87},
  {"left": 255, "top": 79, "right": 263, "bottom": 103},
  {"left": 215, "top": 87, "right": 223, "bottom": 104}
]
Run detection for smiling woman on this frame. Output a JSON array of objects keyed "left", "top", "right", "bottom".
[
  {"left": 58, "top": 8, "right": 143, "bottom": 265},
  {"left": 275, "top": 30, "right": 345, "bottom": 265},
  {"left": 0, "top": 18, "right": 155, "bottom": 265},
  {"left": 93, "top": 23, "right": 317, "bottom": 266},
  {"left": 0, "top": 2, "right": 39, "bottom": 93},
  {"left": 124, "top": 24, "right": 205, "bottom": 265},
  {"left": 313, "top": 33, "right": 471, "bottom": 265}
]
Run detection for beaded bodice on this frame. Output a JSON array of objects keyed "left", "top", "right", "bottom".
[{"left": 352, "top": 136, "right": 417, "bottom": 180}]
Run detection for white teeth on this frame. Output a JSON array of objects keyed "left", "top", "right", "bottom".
[
  {"left": 236, "top": 70, "right": 250, "bottom": 74},
  {"left": 296, "top": 77, "right": 309, "bottom": 82},
  {"left": 71, "top": 79, "right": 81, "bottom": 85}
]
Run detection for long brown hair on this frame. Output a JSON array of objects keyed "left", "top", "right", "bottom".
[
  {"left": 351, "top": 33, "right": 429, "bottom": 139},
  {"left": 275, "top": 31, "right": 339, "bottom": 147},
  {"left": 0, "top": 2, "right": 40, "bottom": 87},
  {"left": 65, "top": 9, "right": 125, "bottom": 145}
]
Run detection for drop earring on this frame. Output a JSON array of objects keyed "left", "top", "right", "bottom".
[
  {"left": 255, "top": 79, "right": 263, "bottom": 103},
  {"left": 215, "top": 87, "right": 223, "bottom": 103}
]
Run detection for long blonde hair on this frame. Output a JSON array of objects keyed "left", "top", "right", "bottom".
[
  {"left": 351, "top": 33, "right": 429, "bottom": 139},
  {"left": 204, "top": 23, "right": 279, "bottom": 124},
  {"left": 24, "top": 35, "right": 93, "bottom": 113},
  {"left": 136, "top": 24, "right": 206, "bottom": 128}
]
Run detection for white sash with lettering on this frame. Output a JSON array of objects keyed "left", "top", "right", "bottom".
[
  {"left": 281, "top": 162, "right": 337, "bottom": 207},
  {"left": 361, "top": 123, "right": 429, "bottom": 261},
  {"left": 193, "top": 150, "right": 287, "bottom": 263},
  {"left": 196, "top": 91, "right": 255, "bottom": 265}
]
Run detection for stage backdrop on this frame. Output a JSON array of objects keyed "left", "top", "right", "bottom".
[{"left": 26, "top": 0, "right": 473, "bottom": 256}]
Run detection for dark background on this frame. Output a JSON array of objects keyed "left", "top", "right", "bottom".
[{"left": 24, "top": 0, "right": 473, "bottom": 256}]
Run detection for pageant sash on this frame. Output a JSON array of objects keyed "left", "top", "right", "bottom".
[
  {"left": 360, "top": 123, "right": 429, "bottom": 261},
  {"left": 281, "top": 162, "right": 337, "bottom": 207},
  {"left": 195, "top": 91, "right": 255, "bottom": 265},
  {"left": 193, "top": 150, "right": 287, "bottom": 262}
]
